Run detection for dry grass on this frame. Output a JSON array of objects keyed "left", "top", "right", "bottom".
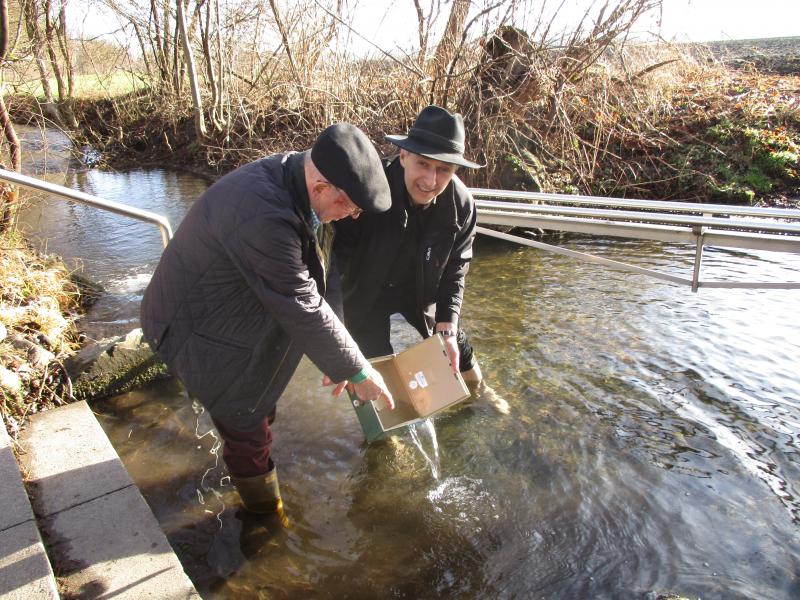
[
  {"left": 45, "top": 35, "right": 793, "bottom": 205},
  {"left": 3, "top": 0, "right": 795, "bottom": 200},
  {"left": 0, "top": 229, "right": 84, "bottom": 438}
]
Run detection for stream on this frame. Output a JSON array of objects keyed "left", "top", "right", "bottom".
[{"left": 14, "top": 124, "right": 800, "bottom": 599}]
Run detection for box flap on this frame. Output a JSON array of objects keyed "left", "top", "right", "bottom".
[
  {"left": 393, "top": 335, "right": 470, "bottom": 418},
  {"left": 370, "top": 356, "right": 420, "bottom": 430}
]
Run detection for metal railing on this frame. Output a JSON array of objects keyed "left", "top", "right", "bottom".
[
  {"left": 471, "top": 189, "right": 800, "bottom": 291},
  {"left": 3, "top": 167, "right": 798, "bottom": 291},
  {"left": 0, "top": 168, "right": 173, "bottom": 248}
]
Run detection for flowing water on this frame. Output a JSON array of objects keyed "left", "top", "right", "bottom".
[
  {"left": 408, "top": 420, "right": 442, "bottom": 479},
  {"left": 13, "top": 125, "right": 800, "bottom": 599}
]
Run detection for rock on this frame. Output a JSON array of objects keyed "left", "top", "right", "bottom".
[
  {"left": 9, "top": 334, "right": 55, "bottom": 368},
  {"left": 498, "top": 150, "right": 544, "bottom": 192},
  {"left": 0, "top": 365, "right": 21, "bottom": 394},
  {"left": 69, "top": 272, "right": 104, "bottom": 309},
  {"left": 66, "top": 328, "right": 170, "bottom": 402}
]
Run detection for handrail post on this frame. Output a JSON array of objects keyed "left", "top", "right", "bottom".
[{"left": 691, "top": 226, "right": 706, "bottom": 293}]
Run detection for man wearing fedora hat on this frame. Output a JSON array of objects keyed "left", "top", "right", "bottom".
[
  {"left": 141, "top": 123, "right": 395, "bottom": 522},
  {"left": 335, "top": 105, "right": 489, "bottom": 390}
]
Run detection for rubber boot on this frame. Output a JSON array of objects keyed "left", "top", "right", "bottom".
[
  {"left": 231, "top": 467, "right": 289, "bottom": 527},
  {"left": 467, "top": 380, "right": 510, "bottom": 415}
]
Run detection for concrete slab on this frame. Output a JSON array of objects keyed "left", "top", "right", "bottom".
[
  {"left": 42, "top": 486, "right": 199, "bottom": 599},
  {"left": 0, "top": 520, "right": 59, "bottom": 599},
  {"left": 17, "top": 401, "right": 134, "bottom": 516},
  {"left": 17, "top": 401, "right": 201, "bottom": 599},
  {"left": 0, "top": 425, "right": 36, "bottom": 530}
]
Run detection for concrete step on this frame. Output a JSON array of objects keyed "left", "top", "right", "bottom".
[
  {"left": 13, "top": 401, "right": 201, "bottom": 599},
  {"left": 0, "top": 424, "right": 59, "bottom": 599}
]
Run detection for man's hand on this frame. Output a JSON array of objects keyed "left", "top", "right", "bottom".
[
  {"left": 352, "top": 371, "right": 394, "bottom": 410},
  {"left": 322, "top": 368, "right": 394, "bottom": 410},
  {"left": 436, "top": 322, "right": 460, "bottom": 374},
  {"left": 322, "top": 375, "right": 348, "bottom": 397}
]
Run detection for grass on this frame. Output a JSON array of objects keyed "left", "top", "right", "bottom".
[
  {"left": 5, "top": 71, "right": 150, "bottom": 101},
  {"left": 0, "top": 227, "right": 84, "bottom": 438}
]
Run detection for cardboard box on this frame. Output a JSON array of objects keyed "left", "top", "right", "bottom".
[{"left": 349, "top": 334, "right": 471, "bottom": 442}]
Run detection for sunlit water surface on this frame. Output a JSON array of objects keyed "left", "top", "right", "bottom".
[{"left": 15, "top": 126, "right": 800, "bottom": 599}]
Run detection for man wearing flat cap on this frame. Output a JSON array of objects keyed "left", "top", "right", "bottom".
[
  {"left": 141, "top": 123, "right": 394, "bottom": 521},
  {"left": 336, "top": 105, "right": 495, "bottom": 401}
]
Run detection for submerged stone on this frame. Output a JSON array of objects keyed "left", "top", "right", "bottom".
[{"left": 67, "top": 328, "right": 170, "bottom": 401}]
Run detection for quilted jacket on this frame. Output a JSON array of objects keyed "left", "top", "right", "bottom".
[{"left": 140, "top": 151, "right": 368, "bottom": 431}]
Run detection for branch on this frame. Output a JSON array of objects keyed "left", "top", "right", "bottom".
[{"left": 311, "top": 0, "right": 425, "bottom": 79}]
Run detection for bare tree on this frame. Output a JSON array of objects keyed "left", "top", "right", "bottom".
[
  {"left": 432, "top": 0, "right": 469, "bottom": 79},
  {"left": 20, "top": 0, "right": 63, "bottom": 123},
  {"left": 176, "top": 0, "right": 205, "bottom": 138},
  {"left": 0, "top": 0, "right": 21, "bottom": 230},
  {"left": 267, "top": 0, "right": 304, "bottom": 102},
  {"left": 42, "top": 0, "right": 77, "bottom": 126}
]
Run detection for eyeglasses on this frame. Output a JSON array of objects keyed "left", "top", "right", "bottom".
[
  {"left": 319, "top": 179, "right": 362, "bottom": 217},
  {"left": 346, "top": 202, "right": 363, "bottom": 217}
]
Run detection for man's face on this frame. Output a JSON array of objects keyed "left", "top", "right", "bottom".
[
  {"left": 399, "top": 149, "right": 457, "bottom": 206},
  {"left": 315, "top": 180, "right": 363, "bottom": 223}
]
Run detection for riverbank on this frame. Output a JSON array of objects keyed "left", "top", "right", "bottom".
[
  {"left": 0, "top": 230, "right": 90, "bottom": 438},
  {"left": 7, "top": 39, "right": 799, "bottom": 207},
  {"left": 1, "top": 38, "right": 799, "bottom": 437}
]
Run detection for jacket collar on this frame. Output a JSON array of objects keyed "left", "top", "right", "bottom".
[{"left": 287, "top": 151, "right": 313, "bottom": 227}]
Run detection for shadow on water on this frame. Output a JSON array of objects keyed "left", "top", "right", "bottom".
[{"left": 15, "top": 125, "right": 800, "bottom": 599}]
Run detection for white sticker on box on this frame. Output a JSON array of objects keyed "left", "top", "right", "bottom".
[
  {"left": 414, "top": 371, "right": 429, "bottom": 388},
  {"left": 409, "top": 380, "right": 418, "bottom": 390}
]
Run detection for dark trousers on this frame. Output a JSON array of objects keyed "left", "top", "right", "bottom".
[
  {"left": 212, "top": 409, "right": 276, "bottom": 478},
  {"left": 348, "top": 296, "right": 476, "bottom": 372}
]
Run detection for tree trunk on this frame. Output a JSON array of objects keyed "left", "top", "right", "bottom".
[
  {"left": 432, "top": 0, "right": 469, "bottom": 81},
  {"left": 149, "top": 0, "right": 165, "bottom": 86},
  {"left": 131, "top": 20, "right": 154, "bottom": 82},
  {"left": 176, "top": 0, "right": 206, "bottom": 139},
  {"left": 213, "top": 0, "right": 226, "bottom": 129},
  {"left": 412, "top": 0, "right": 428, "bottom": 64},
  {"left": 199, "top": 0, "right": 224, "bottom": 131},
  {"left": 56, "top": 0, "right": 75, "bottom": 98},
  {"left": 20, "top": 0, "right": 64, "bottom": 125},
  {"left": 43, "top": 0, "right": 77, "bottom": 127},
  {"left": 0, "top": 0, "right": 21, "bottom": 231}
]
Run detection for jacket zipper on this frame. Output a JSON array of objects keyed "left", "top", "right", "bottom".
[{"left": 248, "top": 340, "right": 293, "bottom": 414}]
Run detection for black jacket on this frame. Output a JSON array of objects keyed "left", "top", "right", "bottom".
[
  {"left": 335, "top": 155, "right": 477, "bottom": 333},
  {"left": 140, "top": 152, "right": 367, "bottom": 430}
]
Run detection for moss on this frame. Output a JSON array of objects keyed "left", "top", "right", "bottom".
[
  {"left": 708, "top": 181, "right": 756, "bottom": 204},
  {"left": 73, "top": 354, "right": 170, "bottom": 402},
  {"left": 741, "top": 167, "right": 774, "bottom": 194},
  {"left": 68, "top": 330, "right": 171, "bottom": 402},
  {"left": 499, "top": 152, "right": 543, "bottom": 192}
]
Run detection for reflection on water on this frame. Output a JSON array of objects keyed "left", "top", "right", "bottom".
[
  {"left": 14, "top": 132, "right": 209, "bottom": 340},
  {"left": 15, "top": 125, "right": 800, "bottom": 599}
]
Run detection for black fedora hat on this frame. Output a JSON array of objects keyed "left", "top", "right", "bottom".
[{"left": 385, "top": 105, "right": 483, "bottom": 169}]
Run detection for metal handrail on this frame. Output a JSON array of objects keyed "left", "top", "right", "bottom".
[
  {"left": 3, "top": 167, "right": 798, "bottom": 291},
  {"left": 475, "top": 201, "right": 800, "bottom": 235},
  {"left": 472, "top": 188, "right": 800, "bottom": 219},
  {"left": 470, "top": 188, "right": 800, "bottom": 291},
  {"left": 0, "top": 168, "right": 173, "bottom": 247}
]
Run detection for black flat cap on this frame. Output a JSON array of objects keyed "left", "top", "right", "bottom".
[{"left": 311, "top": 123, "right": 391, "bottom": 213}]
